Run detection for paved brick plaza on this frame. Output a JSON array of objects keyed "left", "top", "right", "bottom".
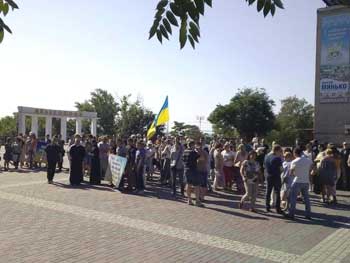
[{"left": 0, "top": 165, "right": 349, "bottom": 263}]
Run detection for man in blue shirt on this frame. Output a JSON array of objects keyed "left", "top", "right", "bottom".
[{"left": 264, "top": 145, "right": 283, "bottom": 213}]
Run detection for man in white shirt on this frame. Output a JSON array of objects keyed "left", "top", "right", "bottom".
[{"left": 285, "top": 147, "right": 313, "bottom": 220}]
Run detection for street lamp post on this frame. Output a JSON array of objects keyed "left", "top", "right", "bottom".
[{"left": 196, "top": 116, "right": 205, "bottom": 131}]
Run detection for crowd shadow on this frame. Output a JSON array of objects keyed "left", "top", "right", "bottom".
[
  {"left": 282, "top": 211, "right": 350, "bottom": 229},
  {"left": 53, "top": 181, "right": 115, "bottom": 193},
  {"left": 5, "top": 164, "right": 347, "bottom": 227}
]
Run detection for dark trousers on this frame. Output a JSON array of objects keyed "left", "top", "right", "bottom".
[
  {"left": 266, "top": 177, "right": 281, "bottom": 210},
  {"left": 344, "top": 167, "right": 350, "bottom": 190},
  {"left": 160, "top": 159, "right": 165, "bottom": 182},
  {"left": 161, "top": 159, "right": 171, "bottom": 183},
  {"left": 47, "top": 161, "right": 57, "bottom": 181},
  {"left": 136, "top": 167, "right": 145, "bottom": 191},
  {"left": 171, "top": 167, "right": 184, "bottom": 195}
]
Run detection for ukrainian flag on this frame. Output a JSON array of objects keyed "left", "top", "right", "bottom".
[
  {"left": 156, "top": 96, "right": 169, "bottom": 126},
  {"left": 147, "top": 96, "right": 169, "bottom": 139},
  {"left": 147, "top": 121, "right": 156, "bottom": 140}
]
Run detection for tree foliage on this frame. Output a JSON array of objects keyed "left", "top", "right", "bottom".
[
  {"left": 0, "top": 115, "right": 17, "bottom": 139},
  {"left": 75, "top": 89, "right": 119, "bottom": 136},
  {"left": 75, "top": 91, "right": 156, "bottom": 137},
  {"left": 115, "top": 95, "right": 155, "bottom": 138},
  {"left": 208, "top": 88, "right": 275, "bottom": 140},
  {"left": 149, "top": 0, "right": 285, "bottom": 49},
  {"left": 170, "top": 121, "right": 203, "bottom": 139},
  {"left": 0, "top": 0, "right": 19, "bottom": 44},
  {"left": 266, "top": 96, "right": 314, "bottom": 146}
]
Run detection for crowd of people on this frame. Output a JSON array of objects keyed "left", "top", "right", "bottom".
[
  {"left": 1, "top": 132, "right": 65, "bottom": 171},
  {"left": 2, "top": 132, "right": 350, "bottom": 220}
]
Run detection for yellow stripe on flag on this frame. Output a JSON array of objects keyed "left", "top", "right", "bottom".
[{"left": 156, "top": 108, "right": 169, "bottom": 126}]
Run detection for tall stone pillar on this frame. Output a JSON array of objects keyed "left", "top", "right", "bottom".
[
  {"left": 45, "top": 116, "right": 52, "bottom": 137},
  {"left": 75, "top": 118, "right": 82, "bottom": 135},
  {"left": 31, "top": 115, "right": 38, "bottom": 136},
  {"left": 91, "top": 118, "right": 97, "bottom": 136},
  {"left": 18, "top": 113, "right": 26, "bottom": 135},
  {"left": 61, "top": 117, "right": 67, "bottom": 142}
]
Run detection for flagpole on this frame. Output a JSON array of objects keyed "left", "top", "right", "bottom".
[{"left": 166, "top": 121, "right": 170, "bottom": 136}]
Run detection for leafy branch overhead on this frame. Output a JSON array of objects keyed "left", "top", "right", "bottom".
[
  {"left": 149, "top": 0, "right": 285, "bottom": 49},
  {"left": 0, "top": 0, "right": 19, "bottom": 43}
]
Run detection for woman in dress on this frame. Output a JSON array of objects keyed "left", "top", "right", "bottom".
[
  {"left": 89, "top": 139, "right": 101, "bottom": 185},
  {"left": 280, "top": 152, "right": 294, "bottom": 211},
  {"left": 213, "top": 143, "right": 224, "bottom": 190},
  {"left": 239, "top": 150, "right": 260, "bottom": 212},
  {"left": 319, "top": 148, "right": 337, "bottom": 204},
  {"left": 222, "top": 142, "right": 235, "bottom": 191},
  {"left": 69, "top": 134, "right": 86, "bottom": 186}
]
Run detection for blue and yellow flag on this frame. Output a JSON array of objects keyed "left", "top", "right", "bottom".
[
  {"left": 156, "top": 96, "right": 169, "bottom": 126},
  {"left": 147, "top": 96, "right": 169, "bottom": 139},
  {"left": 147, "top": 121, "right": 156, "bottom": 140}
]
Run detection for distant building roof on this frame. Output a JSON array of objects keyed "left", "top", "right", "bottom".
[{"left": 323, "top": 0, "right": 349, "bottom": 6}]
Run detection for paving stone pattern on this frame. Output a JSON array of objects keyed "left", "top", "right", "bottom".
[{"left": 0, "top": 167, "right": 349, "bottom": 263}]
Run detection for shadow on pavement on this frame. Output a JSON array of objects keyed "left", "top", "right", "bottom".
[{"left": 53, "top": 181, "right": 115, "bottom": 192}]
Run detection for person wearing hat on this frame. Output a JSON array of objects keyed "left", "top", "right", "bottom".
[{"left": 69, "top": 134, "right": 86, "bottom": 186}]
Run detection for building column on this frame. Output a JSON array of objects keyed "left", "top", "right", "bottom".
[
  {"left": 31, "top": 115, "right": 38, "bottom": 136},
  {"left": 61, "top": 117, "right": 67, "bottom": 142},
  {"left": 18, "top": 113, "right": 26, "bottom": 135},
  {"left": 91, "top": 118, "right": 97, "bottom": 136},
  {"left": 75, "top": 118, "right": 82, "bottom": 135},
  {"left": 45, "top": 116, "right": 52, "bottom": 138}
]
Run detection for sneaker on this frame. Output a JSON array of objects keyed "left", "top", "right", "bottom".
[
  {"left": 188, "top": 200, "right": 194, "bottom": 206},
  {"left": 266, "top": 207, "right": 271, "bottom": 213}
]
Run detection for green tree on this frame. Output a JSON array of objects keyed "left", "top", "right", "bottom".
[
  {"left": 67, "top": 119, "right": 76, "bottom": 139},
  {"left": 75, "top": 89, "right": 119, "bottom": 136},
  {"left": 0, "top": 115, "right": 17, "bottom": 139},
  {"left": 149, "top": 0, "right": 285, "bottom": 49},
  {"left": 116, "top": 95, "right": 155, "bottom": 137},
  {"left": 74, "top": 101, "right": 94, "bottom": 134},
  {"left": 170, "top": 121, "right": 203, "bottom": 139},
  {"left": 208, "top": 88, "right": 275, "bottom": 140},
  {"left": 0, "top": 0, "right": 19, "bottom": 43},
  {"left": 170, "top": 121, "right": 187, "bottom": 136},
  {"left": 267, "top": 96, "right": 314, "bottom": 146}
]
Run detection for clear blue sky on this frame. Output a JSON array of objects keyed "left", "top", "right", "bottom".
[{"left": 0, "top": 1, "right": 326, "bottom": 132}]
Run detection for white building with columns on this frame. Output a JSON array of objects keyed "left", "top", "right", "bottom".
[{"left": 17, "top": 106, "right": 98, "bottom": 142}]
